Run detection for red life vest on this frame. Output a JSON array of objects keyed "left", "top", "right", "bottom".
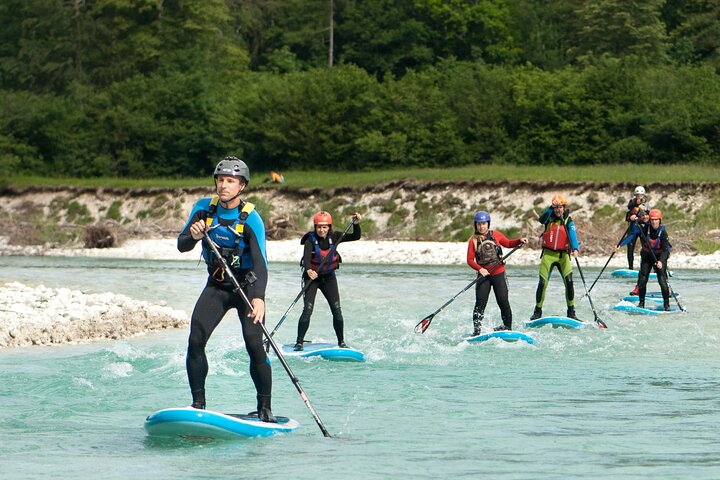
[
  {"left": 542, "top": 220, "right": 569, "bottom": 251},
  {"left": 642, "top": 226, "right": 665, "bottom": 255},
  {"left": 474, "top": 232, "right": 502, "bottom": 265},
  {"left": 308, "top": 232, "right": 340, "bottom": 273}
]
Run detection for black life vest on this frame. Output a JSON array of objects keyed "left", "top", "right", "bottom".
[{"left": 475, "top": 231, "right": 502, "bottom": 265}]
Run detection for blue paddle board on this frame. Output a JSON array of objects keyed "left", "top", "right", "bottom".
[
  {"left": 634, "top": 292, "right": 669, "bottom": 299},
  {"left": 611, "top": 269, "right": 672, "bottom": 279},
  {"left": 623, "top": 296, "right": 664, "bottom": 303},
  {"left": 465, "top": 331, "right": 535, "bottom": 345},
  {"left": 612, "top": 304, "right": 684, "bottom": 315},
  {"left": 281, "top": 342, "right": 366, "bottom": 362},
  {"left": 144, "top": 407, "right": 299, "bottom": 439},
  {"left": 524, "top": 316, "right": 589, "bottom": 329}
]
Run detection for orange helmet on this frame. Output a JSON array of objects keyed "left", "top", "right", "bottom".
[
  {"left": 313, "top": 211, "right": 332, "bottom": 226},
  {"left": 649, "top": 209, "right": 662, "bottom": 220},
  {"left": 551, "top": 194, "right": 567, "bottom": 207}
]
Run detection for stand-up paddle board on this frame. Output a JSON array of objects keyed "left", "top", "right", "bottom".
[
  {"left": 144, "top": 407, "right": 299, "bottom": 439},
  {"left": 611, "top": 269, "right": 672, "bottom": 279},
  {"left": 623, "top": 295, "right": 664, "bottom": 303},
  {"left": 612, "top": 303, "right": 683, "bottom": 315},
  {"left": 281, "top": 342, "right": 366, "bottom": 362},
  {"left": 629, "top": 292, "right": 669, "bottom": 299},
  {"left": 465, "top": 331, "right": 535, "bottom": 345},
  {"left": 524, "top": 316, "right": 589, "bottom": 329}
]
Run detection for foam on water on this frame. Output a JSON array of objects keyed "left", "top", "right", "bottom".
[{"left": 1, "top": 257, "right": 719, "bottom": 479}]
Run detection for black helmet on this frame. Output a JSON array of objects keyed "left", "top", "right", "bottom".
[{"left": 214, "top": 156, "right": 250, "bottom": 183}]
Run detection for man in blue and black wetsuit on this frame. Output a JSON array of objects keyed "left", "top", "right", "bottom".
[{"left": 177, "top": 156, "right": 275, "bottom": 422}]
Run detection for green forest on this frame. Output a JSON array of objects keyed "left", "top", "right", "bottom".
[{"left": 1, "top": 0, "right": 719, "bottom": 179}]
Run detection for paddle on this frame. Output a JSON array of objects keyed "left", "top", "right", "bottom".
[
  {"left": 634, "top": 221, "right": 685, "bottom": 312},
  {"left": 584, "top": 225, "right": 632, "bottom": 297},
  {"left": 574, "top": 256, "right": 608, "bottom": 329},
  {"left": 558, "top": 216, "right": 607, "bottom": 328},
  {"left": 414, "top": 244, "right": 524, "bottom": 334},
  {"left": 265, "top": 215, "right": 358, "bottom": 352},
  {"left": 203, "top": 233, "right": 332, "bottom": 437}
]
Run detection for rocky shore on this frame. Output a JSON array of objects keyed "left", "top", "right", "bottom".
[{"left": 0, "top": 282, "right": 188, "bottom": 348}]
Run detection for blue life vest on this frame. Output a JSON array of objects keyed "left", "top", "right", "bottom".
[{"left": 202, "top": 196, "right": 256, "bottom": 271}]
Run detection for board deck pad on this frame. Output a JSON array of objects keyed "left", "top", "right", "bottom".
[
  {"left": 465, "top": 331, "right": 535, "bottom": 345},
  {"left": 623, "top": 295, "right": 664, "bottom": 303},
  {"left": 524, "top": 316, "right": 589, "bottom": 329},
  {"left": 280, "top": 341, "right": 366, "bottom": 362},
  {"left": 611, "top": 269, "right": 673, "bottom": 279},
  {"left": 612, "top": 303, "right": 684, "bottom": 315},
  {"left": 144, "top": 407, "right": 299, "bottom": 439}
]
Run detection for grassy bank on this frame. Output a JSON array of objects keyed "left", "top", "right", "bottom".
[{"left": 4, "top": 164, "right": 720, "bottom": 190}]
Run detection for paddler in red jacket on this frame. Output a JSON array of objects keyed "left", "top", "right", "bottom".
[{"left": 467, "top": 211, "right": 528, "bottom": 335}]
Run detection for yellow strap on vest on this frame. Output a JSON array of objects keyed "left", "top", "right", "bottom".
[
  {"left": 235, "top": 202, "right": 255, "bottom": 234},
  {"left": 205, "top": 196, "right": 220, "bottom": 228},
  {"left": 204, "top": 197, "right": 255, "bottom": 233}
]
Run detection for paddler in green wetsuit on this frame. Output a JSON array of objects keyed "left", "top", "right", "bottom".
[{"left": 530, "top": 194, "right": 581, "bottom": 321}]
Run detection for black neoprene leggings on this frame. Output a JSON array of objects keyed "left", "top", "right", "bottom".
[
  {"left": 626, "top": 236, "right": 638, "bottom": 270},
  {"left": 296, "top": 273, "right": 344, "bottom": 343},
  {"left": 186, "top": 282, "right": 271, "bottom": 398},
  {"left": 637, "top": 252, "right": 670, "bottom": 301},
  {"left": 474, "top": 272, "right": 512, "bottom": 329}
]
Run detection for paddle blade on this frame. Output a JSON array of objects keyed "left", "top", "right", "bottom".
[
  {"left": 414, "top": 315, "right": 434, "bottom": 334},
  {"left": 595, "top": 317, "right": 608, "bottom": 329}
]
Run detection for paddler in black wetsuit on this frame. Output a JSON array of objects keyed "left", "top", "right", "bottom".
[
  {"left": 177, "top": 156, "right": 275, "bottom": 422},
  {"left": 617, "top": 208, "right": 671, "bottom": 311},
  {"left": 293, "top": 211, "right": 362, "bottom": 351},
  {"left": 625, "top": 185, "right": 650, "bottom": 295}
]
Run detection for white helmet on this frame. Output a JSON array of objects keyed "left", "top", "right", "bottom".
[{"left": 634, "top": 186, "right": 646, "bottom": 195}]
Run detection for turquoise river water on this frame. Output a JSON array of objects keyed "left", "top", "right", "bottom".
[{"left": 1, "top": 256, "right": 719, "bottom": 479}]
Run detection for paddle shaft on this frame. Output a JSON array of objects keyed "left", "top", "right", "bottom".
[
  {"left": 559, "top": 220, "right": 607, "bottom": 328},
  {"left": 415, "top": 244, "right": 523, "bottom": 334},
  {"left": 633, "top": 222, "right": 685, "bottom": 311},
  {"left": 574, "top": 256, "right": 607, "bottom": 328},
  {"left": 265, "top": 217, "right": 357, "bottom": 351},
  {"left": 203, "top": 234, "right": 332, "bottom": 437},
  {"left": 586, "top": 225, "right": 632, "bottom": 295}
]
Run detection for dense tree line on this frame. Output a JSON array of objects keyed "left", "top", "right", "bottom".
[{"left": 1, "top": 0, "right": 719, "bottom": 177}]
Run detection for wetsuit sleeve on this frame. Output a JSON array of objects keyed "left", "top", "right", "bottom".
[
  {"left": 178, "top": 201, "right": 209, "bottom": 252},
  {"left": 567, "top": 219, "right": 579, "bottom": 251},
  {"left": 243, "top": 223, "right": 268, "bottom": 300},
  {"left": 302, "top": 238, "right": 314, "bottom": 273},
  {"left": 334, "top": 223, "right": 362, "bottom": 243},
  {"left": 625, "top": 199, "right": 637, "bottom": 223},
  {"left": 659, "top": 229, "right": 670, "bottom": 264},
  {"left": 493, "top": 230, "right": 522, "bottom": 248},
  {"left": 538, "top": 207, "right": 552, "bottom": 225},
  {"left": 466, "top": 237, "right": 482, "bottom": 271},
  {"left": 618, "top": 223, "right": 639, "bottom": 247}
]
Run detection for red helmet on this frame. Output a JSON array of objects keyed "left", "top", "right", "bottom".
[
  {"left": 313, "top": 211, "right": 332, "bottom": 226},
  {"left": 649, "top": 209, "right": 662, "bottom": 220},
  {"left": 551, "top": 194, "right": 567, "bottom": 207}
]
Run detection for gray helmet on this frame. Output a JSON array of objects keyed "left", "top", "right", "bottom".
[{"left": 214, "top": 156, "right": 250, "bottom": 183}]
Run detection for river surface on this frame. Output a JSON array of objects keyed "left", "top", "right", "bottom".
[{"left": 1, "top": 256, "right": 719, "bottom": 479}]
